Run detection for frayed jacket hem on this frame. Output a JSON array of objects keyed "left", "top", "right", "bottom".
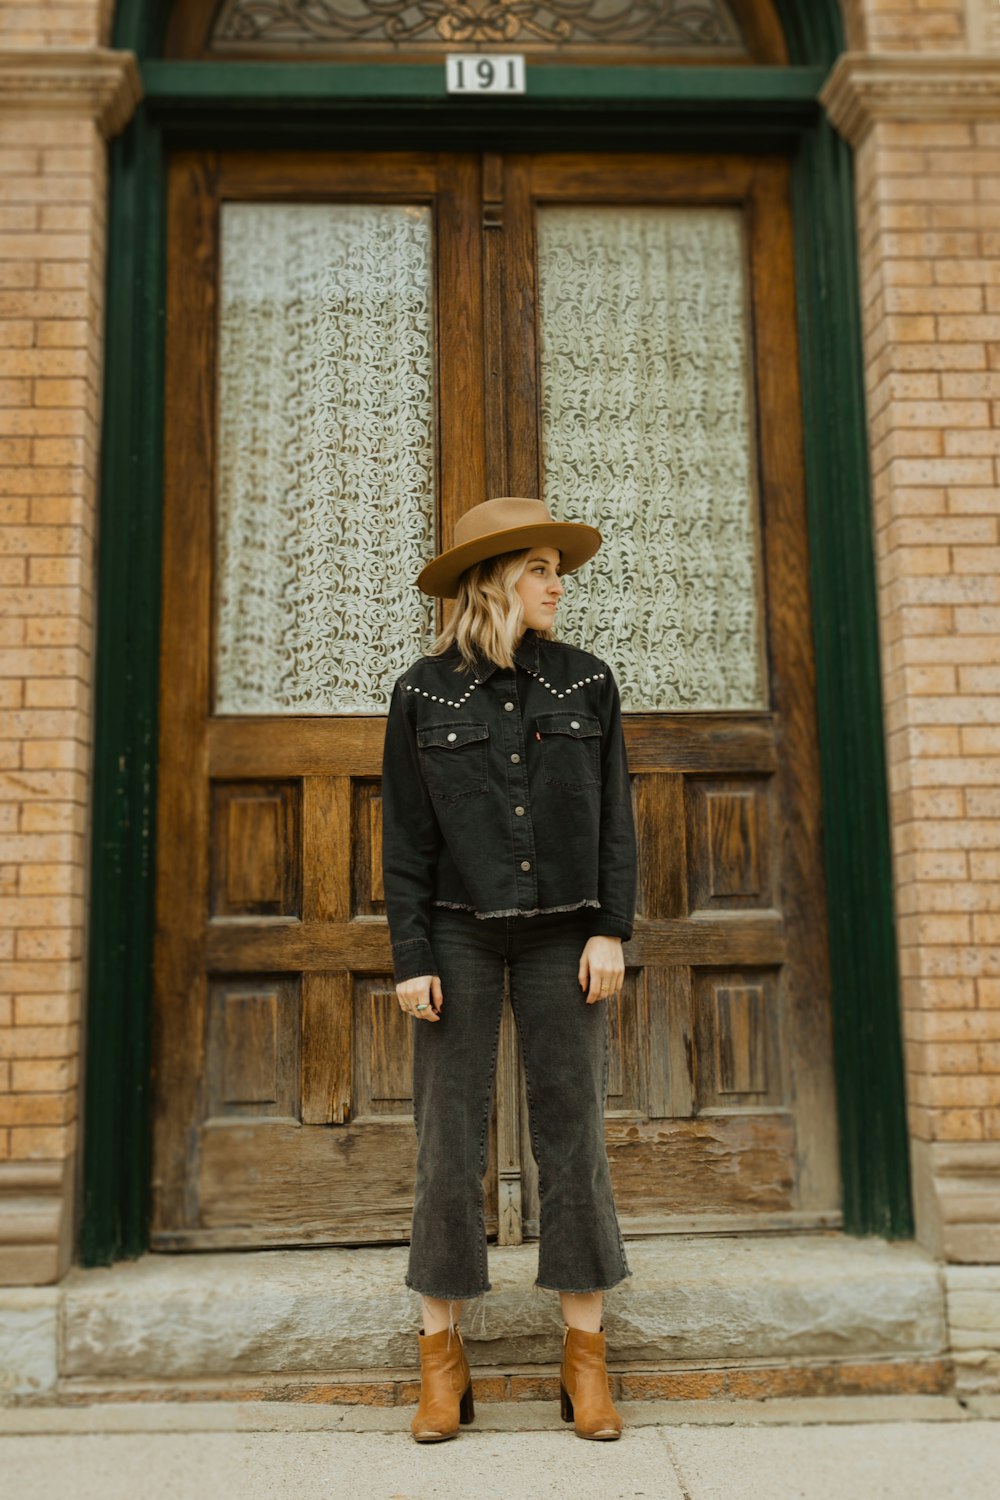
[{"left": 431, "top": 897, "right": 602, "bottom": 920}]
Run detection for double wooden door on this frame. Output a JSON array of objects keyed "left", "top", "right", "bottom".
[{"left": 151, "top": 148, "right": 840, "bottom": 1249}]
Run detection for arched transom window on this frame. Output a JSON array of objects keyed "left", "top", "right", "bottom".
[{"left": 165, "top": 0, "right": 787, "bottom": 62}]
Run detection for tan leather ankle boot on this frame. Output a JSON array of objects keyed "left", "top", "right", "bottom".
[
  {"left": 411, "top": 1323, "right": 475, "bottom": 1442},
  {"left": 559, "top": 1323, "right": 623, "bottom": 1440}
]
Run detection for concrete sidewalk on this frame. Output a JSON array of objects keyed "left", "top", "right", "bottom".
[{"left": 2, "top": 1394, "right": 999, "bottom": 1499}]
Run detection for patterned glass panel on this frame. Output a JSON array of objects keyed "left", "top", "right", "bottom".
[
  {"left": 537, "top": 205, "right": 767, "bottom": 713},
  {"left": 214, "top": 202, "right": 436, "bottom": 716},
  {"left": 208, "top": 0, "right": 746, "bottom": 55}
]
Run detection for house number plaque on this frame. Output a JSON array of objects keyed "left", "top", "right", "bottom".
[{"left": 446, "top": 54, "right": 526, "bottom": 94}]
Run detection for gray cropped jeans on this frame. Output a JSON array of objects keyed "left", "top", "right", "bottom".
[{"left": 404, "top": 906, "right": 631, "bottom": 1301}]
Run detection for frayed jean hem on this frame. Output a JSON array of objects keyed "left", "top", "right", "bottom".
[
  {"left": 534, "top": 1267, "right": 632, "bottom": 1294},
  {"left": 405, "top": 1277, "right": 492, "bottom": 1300}
]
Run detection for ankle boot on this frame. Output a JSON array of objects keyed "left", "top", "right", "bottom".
[
  {"left": 411, "top": 1323, "right": 475, "bottom": 1442},
  {"left": 559, "top": 1323, "right": 623, "bottom": 1440}
]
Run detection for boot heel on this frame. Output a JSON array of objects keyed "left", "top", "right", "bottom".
[
  {"left": 459, "top": 1379, "right": 475, "bottom": 1424},
  {"left": 559, "top": 1380, "right": 574, "bottom": 1423}
]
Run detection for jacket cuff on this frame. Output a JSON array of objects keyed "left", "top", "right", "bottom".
[
  {"left": 588, "top": 912, "right": 633, "bottom": 942},
  {"left": 392, "top": 938, "right": 438, "bottom": 986}
]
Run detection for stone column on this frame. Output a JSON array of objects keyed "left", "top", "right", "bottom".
[{"left": 0, "top": 34, "right": 141, "bottom": 1284}]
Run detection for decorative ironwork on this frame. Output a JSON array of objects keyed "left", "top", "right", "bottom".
[{"left": 209, "top": 0, "right": 746, "bottom": 53}]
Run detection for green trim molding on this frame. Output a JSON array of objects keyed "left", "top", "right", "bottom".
[{"left": 81, "top": 0, "right": 912, "bottom": 1264}]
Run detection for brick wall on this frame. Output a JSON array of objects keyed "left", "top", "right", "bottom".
[
  {"left": 842, "top": 0, "right": 969, "bottom": 51},
  {"left": 0, "top": 115, "right": 106, "bottom": 1179},
  {"left": 854, "top": 114, "right": 1000, "bottom": 1149},
  {"left": 0, "top": 0, "right": 111, "bottom": 47},
  {"left": 0, "top": 0, "right": 110, "bottom": 1277}
]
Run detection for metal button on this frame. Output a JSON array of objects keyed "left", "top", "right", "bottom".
[
  {"left": 570, "top": 720, "right": 580, "bottom": 729},
  {"left": 504, "top": 701, "right": 514, "bottom": 711},
  {"left": 447, "top": 732, "right": 457, "bottom": 741},
  {"left": 515, "top": 806, "right": 525, "bottom": 816},
  {"left": 520, "top": 860, "right": 531, "bottom": 871},
  {"left": 510, "top": 753, "right": 520, "bottom": 763}
]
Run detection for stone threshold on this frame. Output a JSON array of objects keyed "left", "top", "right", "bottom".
[
  {"left": 1, "top": 1232, "right": 950, "bottom": 1402},
  {"left": 48, "top": 1355, "right": 953, "bottom": 1409}
]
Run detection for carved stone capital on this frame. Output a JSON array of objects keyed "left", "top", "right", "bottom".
[
  {"left": 0, "top": 47, "right": 143, "bottom": 138},
  {"left": 820, "top": 51, "right": 1000, "bottom": 147}
]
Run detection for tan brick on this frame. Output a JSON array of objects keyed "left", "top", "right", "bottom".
[
  {"left": 0, "top": 952, "right": 78, "bottom": 989},
  {"left": 15, "top": 928, "right": 79, "bottom": 961},
  {"left": 36, "top": 262, "right": 87, "bottom": 290},
  {"left": 949, "top": 489, "right": 1000, "bottom": 514},
  {"left": 23, "top": 678, "right": 89, "bottom": 709},
  {"left": 933, "top": 1110, "right": 984, "bottom": 1141},
  {"left": 13, "top": 992, "right": 79, "bottom": 1026},
  {"left": 886, "top": 289, "right": 984, "bottom": 317},
  {"left": 945, "top": 431, "right": 1000, "bottom": 458},
  {"left": 11, "top": 1057, "right": 76, "bottom": 1092},
  {"left": 0, "top": 1024, "right": 78, "bottom": 1059},
  {"left": 22, "top": 742, "right": 89, "bottom": 778},
  {"left": 0, "top": 1093, "right": 74, "bottom": 1126},
  {"left": 8, "top": 1122, "right": 76, "bottom": 1159},
  {"left": 887, "top": 343, "right": 985, "bottom": 372},
  {"left": 17, "top": 863, "right": 78, "bottom": 894}
]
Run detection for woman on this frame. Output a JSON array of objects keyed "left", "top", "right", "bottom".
[{"left": 380, "top": 496, "right": 638, "bottom": 1443}]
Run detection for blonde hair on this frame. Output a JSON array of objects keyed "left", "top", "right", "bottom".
[{"left": 425, "top": 547, "right": 561, "bottom": 674}]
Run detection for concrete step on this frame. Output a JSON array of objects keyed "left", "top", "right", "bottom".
[{"left": 2, "top": 1232, "right": 950, "bottom": 1400}]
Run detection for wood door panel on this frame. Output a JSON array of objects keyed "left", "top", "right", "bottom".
[
  {"left": 692, "top": 967, "right": 783, "bottom": 1108},
  {"left": 356, "top": 975, "right": 415, "bottom": 1118},
  {"left": 210, "top": 782, "right": 301, "bottom": 918},
  {"left": 188, "top": 1118, "right": 500, "bottom": 1245},
  {"left": 196, "top": 1122, "right": 420, "bottom": 1237},
  {"left": 205, "top": 975, "right": 301, "bottom": 1119},
  {"left": 301, "top": 972, "right": 351, "bottom": 1125},
  {"left": 686, "top": 779, "right": 772, "bottom": 911},
  {"left": 606, "top": 1115, "right": 796, "bottom": 1217}
]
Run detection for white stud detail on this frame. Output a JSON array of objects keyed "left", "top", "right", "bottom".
[{"left": 403, "top": 661, "right": 599, "bottom": 708}]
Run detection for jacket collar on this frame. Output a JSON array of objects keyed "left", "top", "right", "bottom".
[{"left": 449, "top": 627, "right": 541, "bottom": 682}]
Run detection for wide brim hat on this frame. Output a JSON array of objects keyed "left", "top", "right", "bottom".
[{"left": 416, "top": 496, "right": 603, "bottom": 599}]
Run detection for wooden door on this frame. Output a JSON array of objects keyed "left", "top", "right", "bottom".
[
  {"left": 151, "top": 149, "right": 839, "bottom": 1250},
  {"left": 152, "top": 152, "right": 492, "bottom": 1247},
  {"left": 500, "top": 154, "right": 839, "bottom": 1234}
]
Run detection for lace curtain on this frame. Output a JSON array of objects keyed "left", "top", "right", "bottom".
[
  {"left": 214, "top": 201, "right": 436, "bottom": 715},
  {"left": 536, "top": 205, "right": 768, "bottom": 712}
]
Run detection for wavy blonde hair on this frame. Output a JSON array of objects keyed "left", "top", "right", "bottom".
[{"left": 425, "top": 547, "right": 562, "bottom": 675}]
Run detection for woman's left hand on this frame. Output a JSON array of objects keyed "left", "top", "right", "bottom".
[{"left": 578, "top": 935, "right": 625, "bottom": 1004}]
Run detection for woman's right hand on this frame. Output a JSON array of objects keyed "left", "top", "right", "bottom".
[{"left": 396, "top": 974, "right": 443, "bottom": 1021}]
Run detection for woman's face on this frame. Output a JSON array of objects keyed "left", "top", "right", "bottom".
[{"left": 514, "top": 546, "right": 565, "bottom": 631}]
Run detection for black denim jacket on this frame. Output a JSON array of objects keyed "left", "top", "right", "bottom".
[{"left": 380, "top": 626, "right": 638, "bottom": 984}]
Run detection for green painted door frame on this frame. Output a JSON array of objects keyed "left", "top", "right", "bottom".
[{"left": 80, "top": 0, "right": 913, "bottom": 1265}]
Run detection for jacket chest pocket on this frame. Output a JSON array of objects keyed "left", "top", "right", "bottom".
[
  {"left": 535, "top": 711, "right": 602, "bottom": 790},
  {"left": 416, "top": 721, "right": 490, "bottom": 802}
]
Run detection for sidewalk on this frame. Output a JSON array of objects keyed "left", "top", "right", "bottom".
[{"left": 3, "top": 1394, "right": 999, "bottom": 1500}]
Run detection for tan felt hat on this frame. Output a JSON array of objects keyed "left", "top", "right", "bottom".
[{"left": 416, "top": 496, "right": 603, "bottom": 599}]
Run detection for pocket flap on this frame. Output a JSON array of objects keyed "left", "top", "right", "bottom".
[
  {"left": 534, "top": 712, "right": 601, "bottom": 739},
  {"left": 417, "top": 721, "right": 490, "bottom": 750}
]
